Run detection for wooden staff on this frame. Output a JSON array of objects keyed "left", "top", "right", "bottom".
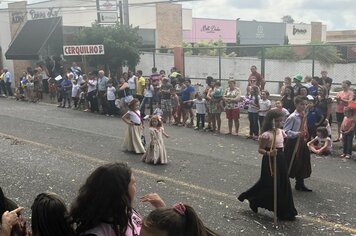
[
  {"left": 288, "top": 111, "right": 308, "bottom": 176},
  {"left": 269, "top": 122, "right": 278, "bottom": 225}
]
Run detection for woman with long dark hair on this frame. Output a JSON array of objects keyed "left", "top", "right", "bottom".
[
  {"left": 281, "top": 86, "right": 295, "bottom": 114},
  {"left": 238, "top": 110, "right": 297, "bottom": 221},
  {"left": 70, "top": 162, "right": 164, "bottom": 236},
  {"left": 31, "top": 192, "right": 75, "bottom": 236}
]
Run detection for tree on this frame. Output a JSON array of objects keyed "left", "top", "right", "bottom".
[
  {"left": 304, "top": 42, "right": 344, "bottom": 67},
  {"left": 182, "top": 40, "right": 237, "bottom": 57},
  {"left": 75, "top": 23, "right": 142, "bottom": 75},
  {"left": 264, "top": 46, "right": 299, "bottom": 61},
  {"left": 281, "top": 15, "right": 294, "bottom": 24}
]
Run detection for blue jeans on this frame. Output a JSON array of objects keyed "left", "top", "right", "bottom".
[
  {"left": 5, "top": 82, "right": 13, "bottom": 96},
  {"left": 343, "top": 131, "right": 354, "bottom": 155},
  {"left": 248, "top": 112, "right": 259, "bottom": 136},
  {"left": 140, "top": 97, "right": 153, "bottom": 116}
]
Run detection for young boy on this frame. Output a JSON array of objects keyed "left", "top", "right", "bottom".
[
  {"left": 184, "top": 92, "right": 207, "bottom": 130},
  {"left": 71, "top": 79, "right": 80, "bottom": 109},
  {"left": 284, "top": 96, "right": 312, "bottom": 192},
  {"left": 106, "top": 82, "right": 116, "bottom": 116}
]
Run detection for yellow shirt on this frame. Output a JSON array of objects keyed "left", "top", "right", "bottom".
[
  {"left": 136, "top": 76, "right": 146, "bottom": 96},
  {"left": 0, "top": 73, "right": 4, "bottom": 81}
]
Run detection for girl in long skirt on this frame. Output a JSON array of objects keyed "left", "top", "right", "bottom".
[
  {"left": 238, "top": 109, "right": 297, "bottom": 221},
  {"left": 142, "top": 115, "right": 169, "bottom": 164},
  {"left": 122, "top": 99, "right": 146, "bottom": 154}
]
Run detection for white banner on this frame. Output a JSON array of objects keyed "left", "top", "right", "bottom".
[
  {"left": 98, "top": 12, "right": 118, "bottom": 23},
  {"left": 98, "top": 0, "right": 117, "bottom": 11},
  {"left": 63, "top": 45, "right": 105, "bottom": 56}
]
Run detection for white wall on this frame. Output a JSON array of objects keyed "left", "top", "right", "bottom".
[
  {"left": 0, "top": 10, "right": 14, "bottom": 73},
  {"left": 129, "top": 5, "right": 156, "bottom": 29},
  {"left": 286, "top": 23, "right": 312, "bottom": 45},
  {"left": 136, "top": 52, "right": 356, "bottom": 94},
  {"left": 182, "top": 9, "right": 192, "bottom": 31}
]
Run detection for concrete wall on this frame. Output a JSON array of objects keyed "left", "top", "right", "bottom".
[{"left": 136, "top": 52, "right": 356, "bottom": 94}]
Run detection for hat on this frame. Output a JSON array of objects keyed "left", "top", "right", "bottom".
[{"left": 293, "top": 74, "right": 303, "bottom": 81}]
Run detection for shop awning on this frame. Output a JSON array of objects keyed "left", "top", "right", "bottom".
[{"left": 5, "top": 17, "right": 62, "bottom": 60}]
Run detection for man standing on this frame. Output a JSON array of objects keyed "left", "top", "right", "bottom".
[
  {"left": 150, "top": 67, "right": 161, "bottom": 104},
  {"left": 135, "top": 70, "right": 145, "bottom": 103},
  {"left": 3, "top": 68, "right": 13, "bottom": 96},
  {"left": 248, "top": 65, "right": 265, "bottom": 90},
  {"left": 181, "top": 79, "right": 195, "bottom": 126},
  {"left": 97, "top": 70, "right": 109, "bottom": 115}
]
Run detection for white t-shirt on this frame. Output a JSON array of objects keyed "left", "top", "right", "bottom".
[
  {"left": 107, "top": 86, "right": 116, "bottom": 101},
  {"left": 144, "top": 85, "right": 153, "bottom": 97},
  {"left": 258, "top": 99, "right": 271, "bottom": 116},
  {"left": 72, "top": 84, "right": 80, "bottom": 97},
  {"left": 128, "top": 110, "right": 141, "bottom": 124},
  {"left": 316, "top": 136, "right": 332, "bottom": 152},
  {"left": 128, "top": 76, "right": 136, "bottom": 90},
  {"left": 194, "top": 98, "right": 206, "bottom": 114},
  {"left": 88, "top": 79, "right": 97, "bottom": 93}
]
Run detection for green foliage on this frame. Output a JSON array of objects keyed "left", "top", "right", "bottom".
[
  {"left": 304, "top": 42, "right": 344, "bottom": 67},
  {"left": 182, "top": 40, "right": 236, "bottom": 57},
  {"left": 264, "top": 46, "right": 299, "bottom": 61},
  {"left": 281, "top": 15, "right": 294, "bottom": 23},
  {"left": 75, "top": 23, "right": 142, "bottom": 74}
]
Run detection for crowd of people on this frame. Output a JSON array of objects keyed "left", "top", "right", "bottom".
[
  {"left": 2, "top": 64, "right": 356, "bottom": 159},
  {"left": 1, "top": 63, "right": 356, "bottom": 232},
  {"left": 0, "top": 162, "right": 219, "bottom": 236}
]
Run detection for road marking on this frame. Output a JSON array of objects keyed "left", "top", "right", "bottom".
[{"left": 1, "top": 131, "right": 356, "bottom": 234}]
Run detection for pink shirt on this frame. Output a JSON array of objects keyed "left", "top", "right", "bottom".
[
  {"left": 83, "top": 211, "right": 142, "bottom": 236},
  {"left": 336, "top": 90, "right": 353, "bottom": 113},
  {"left": 341, "top": 117, "right": 355, "bottom": 132},
  {"left": 259, "top": 129, "right": 286, "bottom": 148}
]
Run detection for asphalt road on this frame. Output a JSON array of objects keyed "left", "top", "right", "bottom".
[{"left": 0, "top": 98, "right": 355, "bottom": 235}]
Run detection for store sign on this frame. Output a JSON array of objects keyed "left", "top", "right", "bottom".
[
  {"left": 98, "top": 12, "right": 117, "bottom": 23},
  {"left": 98, "top": 0, "right": 118, "bottom": 11},
  {"left": 63, "top": 45, "right": 105, "bottom": 56},
  {"left": 201, "top": 25, "right": 221, "bottom": 33},
  {"left": 186, "top": 18, "right": 236, "bottom": 43},
  {"left": 292, "top": 25, "right": 307, "bottom": 35},
  {"left": 11, "top": 12, "right": 26, "bottom": 24},
  {"left": 256, "top": 25, "right": 265, "bottom": 39},
  {"left": 28, "top": 7, "right": 61, "bottom": 20}
]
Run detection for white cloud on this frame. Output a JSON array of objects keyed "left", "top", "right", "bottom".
[{"left": 182, "top": 0, "right": 355, "bottom": 30}]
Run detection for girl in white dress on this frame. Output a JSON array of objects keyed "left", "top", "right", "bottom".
[
  {"left": 142, "top": 115, "right": 169, "bottom": 164},
  {"left": 122, "top": 99, "right": 146, "bottom": 154}
]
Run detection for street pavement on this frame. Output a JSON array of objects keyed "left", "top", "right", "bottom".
[{"left": 0, "top": 98, "right": 355, "bottom": 235}]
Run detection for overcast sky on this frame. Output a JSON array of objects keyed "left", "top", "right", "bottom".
[
  {"left": 1, "top": 0, "right": 354, "bottom": 30},
  {"left": 182, "top": 0, "right": 355, "bottom": 30}
]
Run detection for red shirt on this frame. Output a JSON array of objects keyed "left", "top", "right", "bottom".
[{"left": 248, "top": 72, "right": 263, "bottom": 87}]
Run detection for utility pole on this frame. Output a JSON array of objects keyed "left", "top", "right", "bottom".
[
  {"left": 118, "top": 0, "right": 123, "bottom": 25},
  {"left": 123, "top": 0, "right": 129, "bottom": 26}
]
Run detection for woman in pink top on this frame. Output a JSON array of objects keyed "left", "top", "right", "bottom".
[
  {"left": 238, "top": 109, "right": 297, "bottom": 221},
  {"left": 334, "top": 80, "right": 353, "bottom": 142},
  {"left": 70, "top": 162, "right": 165, "bottom": 236},
  {"left": 340, "top": 108, "right": 355, "bottom": 159}
]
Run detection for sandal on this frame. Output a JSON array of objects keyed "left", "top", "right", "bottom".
[
  {"left": 345, "top": 155, "right": 351, "bottom": 159},
  {"left": 340, "top": 154, "right": 345, "bottom": 158}
]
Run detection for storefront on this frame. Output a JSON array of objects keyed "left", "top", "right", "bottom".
[
  {"left": 183, "top": 18, "right": 236, "bottom": 43},
  {"left": 236, "top": 20, "right": 286, "bottom": 45}
]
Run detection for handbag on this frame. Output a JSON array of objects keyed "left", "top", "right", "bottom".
[{"left": 124, "top": 90, "right": 133, "bottom": 103}]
